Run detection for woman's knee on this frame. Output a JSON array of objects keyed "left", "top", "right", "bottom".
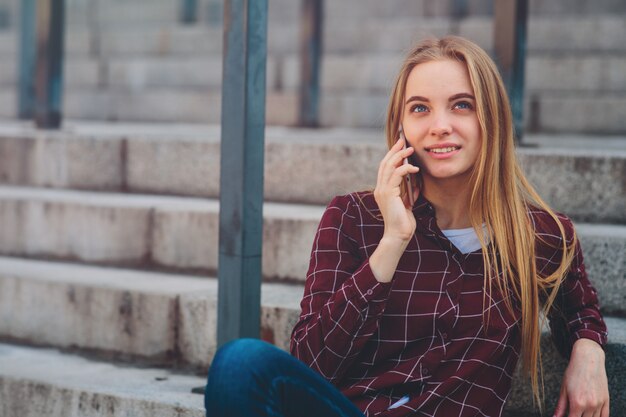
[{"left": 208, "top": 338, "right": 281, "bottom": 381}]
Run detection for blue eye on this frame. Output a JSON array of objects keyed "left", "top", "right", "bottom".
[
  {"left": 454, "top": 101, "right": 473, "bottom": 110},
  {"left": 412, "top": 104, "right": 429, "bottom": 113}
]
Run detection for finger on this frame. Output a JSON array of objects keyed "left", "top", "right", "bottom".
[
  {"left": 593, "top": 397, "right": 610, "bottom": 417},
  {"left": 389, "top": 164, "right": 420, "bottom": 189},
  {"left": 379, "top": 146, "right": 417, "bottom": 187},
  {"left": 553, "top": 385, "right": 568, "bottom": 417},
  {"left": 381, "top": 165, "right": 419, "bottom": 204},
  {"left": 600, "top": 401, "right": 609, "bottom": 417},
  {"left": 581, "top": 406, "right": 598, "bottom": 417},
  {"left": 567, "top": 401, "right": 584, "bottom": 417},
  {"left": 377, "top": 139, "right": 406, "bottom": 187},
  {"left": 581, "top": 407, "right": 599, "bottom": 417},
  {"left": 589, "top": 406, "right": 602, "bottom": 417},
  {"left": 375, "top": 164, "right": 418, "bottom": 207}
]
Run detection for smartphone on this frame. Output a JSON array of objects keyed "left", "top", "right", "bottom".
[{"left": 398, "top": 125, "right": 417, "bottom": 206}]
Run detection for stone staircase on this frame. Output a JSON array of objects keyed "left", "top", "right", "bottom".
[
  {"left": 0, "top": 0, "right": 625, "bottom": 133},
  {"left": 0, "top": 0, "right": 624, "bottom": 415},
  {"left": 0, "top": 121, "right": 624, "bottom": 416}
]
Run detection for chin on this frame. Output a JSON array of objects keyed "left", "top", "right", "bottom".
[{"left": 427, "top": 170, "right": 473, "bottom": 182}]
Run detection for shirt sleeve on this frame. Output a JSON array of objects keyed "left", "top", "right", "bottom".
[
  {"left": 290, "top": 194, "right": 393, "bottom": 382},
  {"left": 540, "top": 214, "right": 609, "bottom": 358}
]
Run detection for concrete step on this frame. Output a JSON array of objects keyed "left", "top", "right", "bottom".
[
  {"left": 0, "top": 186, "right": 322, "bottom": 282},
  {"left": 0, "top": 89, "right": 297, "bottom": 126},
  {"left": 1, "top": 14, "right": 625, "bottom": 59},
  {"left": 0, "top": 122, "right": 624, "bottom": 222},
  {"left": 2, "top": 0, "right": 624, "bottom": 33},
  {"left": 457, "top": 16, "right": 626, "bottom": 54},
  {"left": 505, "top": 315, "right": 626, "bottom": 416},
  {"left": 0, "top": 256, "right": 303, "bottom": 368},
  {"left": 0, "top": 30, "right": 93, "bottom": 57},
  {"left": 0, "top": 58, "right": 101, "bottom": 89},
  {"left": 0, "top": 184, "right": 622, "bottom": 314},
  {"left": 63, "top": 15, "right": 626, "bottom": 56},
  {"left": 0, "top": 343, "right": 205, "bottom": 417},
  {"left": 324, "top": 16, "right": 626, "bottom": 55},
  {"left": 3, "top": 84, "right": 626, "bottom": 133},
  {"left": 527, "top": 94, "right": 626, "bottom": 134},
  {"left": 322, "top": 0, "right": 626, "bottom": 17},
  {"left": 0, "top": 318, "right": 623, "bottom": 416},
  {"left": 4, "top": 52, "right": 624, "bottom": 95},
  {"left": 528, "top": 0, "right": 626, "bottom": 15}
]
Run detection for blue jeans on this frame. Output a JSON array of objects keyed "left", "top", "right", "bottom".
[{"left": 205, "top": 338, "right": 366, "bottom": 417}]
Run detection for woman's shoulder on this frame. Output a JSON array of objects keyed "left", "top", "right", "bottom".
[
  {"left": 326, "top": 191, "right": 376, "bottom": 211},
  {"left": 325, "top": 191, "right": 382, "bottom": 223},
  {"left": 526, "top": 204, "right": 577, "bottom": 246}
]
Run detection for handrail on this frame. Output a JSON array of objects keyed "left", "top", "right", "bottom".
[
  {"left": 494, "top": 0, "right": 528, "bottom": 144},
  {"left": 180, "top": 0, "right": 197, "bottom": 24},
  {"left": 217, "top": 0, "right": 268, "bottom": 348},
  {"left": 18, "top": 0, "right": 36, "bottom": 120},
  {"left": 18, "top": 0, "right": 65, "bottom": 129},
  {"left": 34, "top": 0, "right": 65, "bottom": 129},
  {"left": 298, "top": 0, "right": 323, "bottom": 127}
]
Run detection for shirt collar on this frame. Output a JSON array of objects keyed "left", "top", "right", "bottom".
[
  {"left": 411, "top": 193, "right": 477, "bottom": 258},
  {"left": 412, "top": 192, "right": 435, "bottom": 217}
]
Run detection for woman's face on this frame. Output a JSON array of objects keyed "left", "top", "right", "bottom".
[{"left": 401, "top": 59, "right": 481, "bottom": 186}]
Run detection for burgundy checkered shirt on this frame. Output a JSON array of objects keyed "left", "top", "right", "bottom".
[{"left": 290, "top": 192, "right": 607, "bottom": 417}]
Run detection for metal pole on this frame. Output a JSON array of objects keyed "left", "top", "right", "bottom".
[
  {"left": 217, "top": 0, "right": 268, "bottom": 347},
  {"left": 180, "top": 0, "right": 197, "bottom": 24},
  {"left": 34, "top": 0, "right": 65, "bottom": 129},
  {"left": 298, "top": 0, "right": 323, "bottom": 127},
  {"left": 451, "top": 0, "right": 468, "bottom": 20},
  {"left": 87, "top": 0, "right": 102, "bottom": 57},
  {"left": 18, "top": 0, "right": 36, "bottom": 119},
  {"left": 494, "top": 0, "right": 528, "bottom": 144},
  {"left": 206, "top": 0, "right": 223, "bottom": 26}
]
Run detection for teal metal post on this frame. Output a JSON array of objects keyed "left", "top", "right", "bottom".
[
  {"left": 217, "top": 0, "right": 268, "bottom": 347},
  {"left": 298, "top": 0, "right": 323, "bottom": 127},
  {"left": 206, "top": 0, "right": 222, "bottom": 26},
  {"left": 34, "top": 0, "right": 65, "bottom": 129},
  {"left": 452, "top": 0, "right": 468, "bottom": 19},
  {"left": 494, "top": 0, "right": 528, "bottom": 144},
  {"left": 18, "top": 0, "right": 36, "bottom": 119},
  {"left": 180, "top": 0, "right": 197, "bottom": 23}
]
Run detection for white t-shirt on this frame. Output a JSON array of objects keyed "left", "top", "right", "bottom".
[{"left": 441, "top": 226, "right": 483, "bottom": 254}]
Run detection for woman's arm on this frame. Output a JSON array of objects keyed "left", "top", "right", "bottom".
[
  {"left": 290, "top": 139, "right": 419, "bottom": 382},
  {"left": 554, "top": 338, "right": 609, "bottom": 417},
  {"left": 540, "top": 215, "right": 609, "bottom": 416}
]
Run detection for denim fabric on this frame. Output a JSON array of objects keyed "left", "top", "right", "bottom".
[{"left": 205, "top": 338, "right": 366, "bottom": 417}]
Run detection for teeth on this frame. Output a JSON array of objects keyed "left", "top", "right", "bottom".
[{"left": 430, "top": 146, "right": 458, "bottom": 153}]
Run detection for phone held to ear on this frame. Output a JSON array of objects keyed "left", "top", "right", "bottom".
[{"left": 399, "top": 125, "right": 418, "bottom": 207}]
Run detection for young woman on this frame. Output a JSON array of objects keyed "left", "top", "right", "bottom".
[{"left": 205, "top": 36, "right": 609, "bottom": 417}]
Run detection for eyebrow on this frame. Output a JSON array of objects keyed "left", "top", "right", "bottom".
[{"left": 405, "top": 93, "right": 475, "bottom": 105}]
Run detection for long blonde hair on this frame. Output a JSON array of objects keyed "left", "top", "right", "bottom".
[{"left": 385, "top": 36, "right": 576, "bottom": 408}]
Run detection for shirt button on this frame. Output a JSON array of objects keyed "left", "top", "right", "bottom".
[
  {"left": 422, "top": 367, "right": 430, "bottom": 376},
  {"left": 442, "top": 333, "right": 448, "bottom": 341},
  {"left": 366, "top": 289, "right": 373, "bottom": 296}
]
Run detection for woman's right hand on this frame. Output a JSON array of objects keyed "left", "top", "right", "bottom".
[
  {"left": 373, "top": 137, "right": 420, "bottom": 245},
  {"left": 369, "top": 138, "right": 420, "bottom": 283}
]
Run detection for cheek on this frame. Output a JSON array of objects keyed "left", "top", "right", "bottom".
[{"left": 402, "top": 123, "right": 427, "bottom": 146}]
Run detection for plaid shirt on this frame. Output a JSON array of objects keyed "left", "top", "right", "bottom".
[{"left": 290, "top": 192, "right": 607, "bottom": 417}]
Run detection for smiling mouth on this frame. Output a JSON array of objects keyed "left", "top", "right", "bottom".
[{"left": 427, "top": 146, "right": 461, "bottom": 154}]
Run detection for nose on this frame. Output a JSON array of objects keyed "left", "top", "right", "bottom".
[{"left": 429, "top": 113, "right": 452, "bottom": 137}]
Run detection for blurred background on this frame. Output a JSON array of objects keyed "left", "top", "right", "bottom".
[
  {"left": 0, "top": 1, "right": 623, "bottom": 417},
  {"left": 0, "top": 0, "right": 624, "bottom": 133}
]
